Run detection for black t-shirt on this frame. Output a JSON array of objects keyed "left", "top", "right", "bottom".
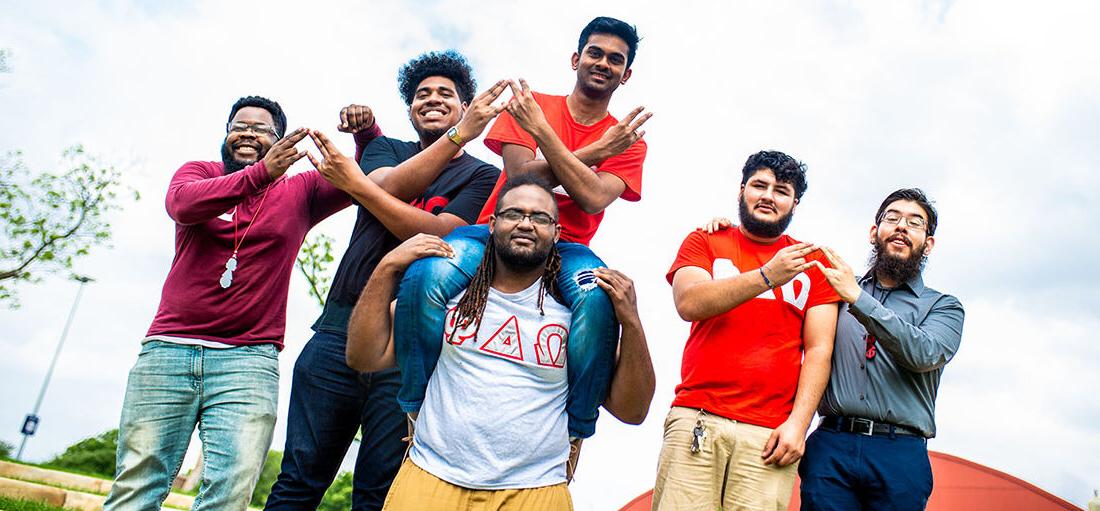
[{"left": 313, "top": 136, "right": 500, "bottom": 333}]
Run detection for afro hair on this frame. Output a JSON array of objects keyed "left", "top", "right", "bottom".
[{"left": 397, "top": 50, "right": 477, "bottom": 106}]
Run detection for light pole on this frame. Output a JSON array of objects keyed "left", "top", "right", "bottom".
[{"left": 16, "top": 275, "right": 94, "bottom": 461}]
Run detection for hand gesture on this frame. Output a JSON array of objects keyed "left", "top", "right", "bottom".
[
  {"left": 505, "top": 78, "right": 550, "bottom": 136},
  {"left": 454, "top": 80, "right": 510, "bottom": 142},
  {"left": 596, "top": 106, "right": 652, "bottom": 157},
  {"left": 380, "top": 233, "right": 455, "bottom": 271},
  {"left": 262, "top": 128, "right": 309, "bottom": 178},
  {"left": 337, "top": 104, "right": 375, "bottom": 133},
  {"left": 701, "top": 216, "right": 733, "bottom": 234},
  {"left": 593, "top": 268, "right": 640, "bottom": 323},
  {"left": 761, "top": 242, "right": 819, "bottom": 288},
  {"left": 761, "top": 418, "right": 807, "bottom": 466},
  {"left": 305, "top": 130, "right": 363, "bottom": 192},
  {"left": 812, "top": 246, "right": 861, "bottom": 303}
]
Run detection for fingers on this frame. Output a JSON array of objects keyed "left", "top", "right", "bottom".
[
  {"left": 305, "top": 152, "right": 321, "bottom": 170},
  {"left": 820, "top": 246, "right": 843, "bottom": 268},
  {"left": 480, "top": 79, "right": 508, "bottom": 103},
  {"left": 309, "top": 131, "right": 329, "bottom": 160},
  {"left": 311, "top": 130, "right": 343, "bottom": 160},
  {"left": 339, "top": 108, "right": 350, "bottom": 131},
  {"left": 519, "top": 77, "right": 531, "bottom": 94},
  {"left": 778, "top": 449, "right": 801, "bottom": 467},
  {"left": 761, "top": 430, "right": 779, "bottom": 461},
  {"left": 507, "top": 79, "right": 523, "bottom": 100},
  {"left": 289, "top": 150, "right": 307, "bottom": 165},
  {"left": 628, "top": 111, "right": 653, "bottom": 133},
  {"left": 620, "top": 106, "right": 644, "bottom": 125}
]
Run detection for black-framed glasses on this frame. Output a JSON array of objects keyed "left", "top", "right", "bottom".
[
  {"left": 227, "top": 122, "right": 279, "bottom": 138},
  {"left": 496, "top": 208, "right": 556, "bottom": 227},
  {"left": 879, "top": 212, "right": 927, "bottom": 232}
]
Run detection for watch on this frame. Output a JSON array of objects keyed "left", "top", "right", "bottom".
[{"left": 446, "top": 126, "right": 465, "bottom": 147}]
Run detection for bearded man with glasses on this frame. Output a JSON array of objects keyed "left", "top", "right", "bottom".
[
  {"left": 345, "top": 175, "right": 654, "bottom": 510},
  {"left": 799, "top": 188, "right": 966, "bottom": 511},
  {"left": 104, "top": 96, "right": 366, "bottom": 511}
]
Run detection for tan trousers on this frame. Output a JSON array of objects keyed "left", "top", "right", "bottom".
[
  {"left": 652, "top": 407, "right": 798, "bottom": 511},
  {"left": 382, "top": 459, "right": 573, "bottom": 511}
]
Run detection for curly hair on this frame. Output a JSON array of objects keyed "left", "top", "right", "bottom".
[
  {"left": 227, "top": 96, "right": 286, "bottom": 138},
  {"left": 397, "top": 50, "right": 476, "bottom": 106},
  {"left": 740, "top": 150, "right": 808, "bottom": 200}
]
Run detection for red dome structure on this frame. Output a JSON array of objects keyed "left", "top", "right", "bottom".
[{"left": 620, "top": 451, "right": 1081, "bottom": 511}]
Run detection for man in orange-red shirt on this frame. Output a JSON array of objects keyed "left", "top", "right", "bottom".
[
  {"left": 653, "top": 151, "right": 840, "bottom": 510},
  {"left": 392, "top": 16, "right": 653, "bottom": 456}
]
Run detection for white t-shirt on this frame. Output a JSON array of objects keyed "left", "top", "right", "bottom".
[{"left": 410, "top": 280, "right": 572, "bottom": 490}]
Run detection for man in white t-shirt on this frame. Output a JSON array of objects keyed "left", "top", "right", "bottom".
[{"left": 345, "top": 174, "right": 654, "bottom": 510}]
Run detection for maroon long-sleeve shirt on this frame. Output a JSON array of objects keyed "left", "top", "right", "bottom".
[{"left": 145, "top": 159, "right": 351, "bottom": 349}]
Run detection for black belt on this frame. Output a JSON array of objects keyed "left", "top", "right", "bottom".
[{"left": 820, "top": 416, "right": 924, "bottom": 437}]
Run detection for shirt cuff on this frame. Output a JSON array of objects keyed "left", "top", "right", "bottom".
[
  {"left": 353, "top": 122, "right": 382, "bottom": 147},
  {"left": 245, "top": 159, "right": 275, "bottom": 188},
  {"left": 849, "top": 289, "right": 880, "bottom": 319}
]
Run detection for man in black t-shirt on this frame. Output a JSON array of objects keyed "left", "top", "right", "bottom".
[{"left": 265, "top": 50, "right": 507, "bottom": 511}]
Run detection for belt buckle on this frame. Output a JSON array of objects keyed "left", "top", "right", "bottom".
[{"left": 850, "top": 417, "right": 875, "bottom": 436}]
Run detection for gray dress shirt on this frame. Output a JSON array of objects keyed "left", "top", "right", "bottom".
[{"left": 818, "top": 273, "right": 965, "bottom": 438}]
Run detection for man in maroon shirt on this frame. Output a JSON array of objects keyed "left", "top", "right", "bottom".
[{"left": 103, "top": 96, "right": 365, "bottom": 511}]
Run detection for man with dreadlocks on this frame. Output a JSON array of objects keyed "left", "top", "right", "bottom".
[{"left": 346, "top": 175, "right": 654, "bottom": 510}]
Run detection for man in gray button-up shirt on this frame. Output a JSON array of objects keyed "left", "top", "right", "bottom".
[{"left": 798, "top": 188, "right": 965, "bottom": 511}]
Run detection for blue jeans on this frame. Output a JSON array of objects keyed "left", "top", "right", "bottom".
[
  {"left": 393, "top": 224, "right": 618, "bottom": 439},
  {"left": 799, "top": 426, "right": 934, "bottom": 511},
  {"left": 104, "top": 341, "right": 279, "bottom": 511},
  {"left": 264, "top": 330, "right": 405, "bottom": 511}
]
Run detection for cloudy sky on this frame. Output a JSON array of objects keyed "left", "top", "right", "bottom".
[{"left": 2, "top": 0, "right": 1098, "bottom": 508}]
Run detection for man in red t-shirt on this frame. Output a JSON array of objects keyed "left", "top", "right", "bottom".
[
  {"left": 652, "top": 151, "right": 840, "bottom": 511},
  {"left": 392, "top": 16, "right": 653, "bottom": 453}
]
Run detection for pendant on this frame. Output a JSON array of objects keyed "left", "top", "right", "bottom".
[{"left": 220, "top": 256, "right": 238, "bottom": 289}]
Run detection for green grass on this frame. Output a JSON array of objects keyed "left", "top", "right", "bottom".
[{"left": 0, "top": 495, "right": 71, "bottom": 511}]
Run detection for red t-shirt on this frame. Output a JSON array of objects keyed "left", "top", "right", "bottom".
[
  {"left": 477, "top": 92, "right": 646, "bottom": 245},
  {"left": 666, "top": 228, "right": 841, "bottom": 428}
]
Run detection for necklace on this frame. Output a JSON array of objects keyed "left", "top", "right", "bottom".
[{"left": 219, "top": 182, "right": 275, "bottom": 289}]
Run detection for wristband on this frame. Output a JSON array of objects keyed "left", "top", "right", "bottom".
[{"left": 759, "top": 266, "right": 775, "bottom": 289}]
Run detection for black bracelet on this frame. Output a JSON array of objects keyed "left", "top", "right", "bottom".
[{"left": 759, "top": 266, "right": 774, "bottom": 288}]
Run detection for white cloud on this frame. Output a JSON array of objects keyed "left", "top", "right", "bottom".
[{"left": 1, "top": 0, "right": 1097, "bottom": 509}]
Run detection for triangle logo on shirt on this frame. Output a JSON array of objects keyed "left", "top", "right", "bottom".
[{"left": 478, "top": 315, "right": 524, "bottom": 361}]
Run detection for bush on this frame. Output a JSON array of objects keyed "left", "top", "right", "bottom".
[
  {"left": 318, "top": 471, "right": 353, "bottom": 511},
  {"left": 250, "top": 450, "right": 283, "bottom": 507},
  {"left": 46, "top": 429, "right": 117, "bottom": 478},
  {"left": 0, "top": 439, "right": 14, "bottom": 459}
]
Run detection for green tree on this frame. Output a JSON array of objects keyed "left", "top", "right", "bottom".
[
  {"left": 296, "top": 232, "right": 336, "bottom": 307},
  {"left": 318, "top": 471, "right": 353, "bottom": 511},
  {"left": 0, "top": 147, "right": 135, "bottom": 307},
  {"left": 0, "top": 439, "right": 14, "bottom": 459},
  {"left": 46, "top": 428, "right": 118, "bottom": 478},
  {"left": 250, "top": 450, "right": 283, "bottom": 506}
]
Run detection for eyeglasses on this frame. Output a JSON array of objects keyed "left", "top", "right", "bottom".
[
  {"left": 227, "top": 122, "right": 279, "bottom": 138},
  {"left": 879, "top": 212, "right": 928, "bottom": 232},
  {"left": 496, "top": 208, "right": 557, "bottom": 227}
]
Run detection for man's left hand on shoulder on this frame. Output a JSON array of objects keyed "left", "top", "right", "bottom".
[{"left": 761, "top": 417, "right": 808, "bottom": 467}]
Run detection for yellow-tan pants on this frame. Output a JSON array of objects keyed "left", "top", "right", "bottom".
[
  {"left": 652, "top": 407, "right": 798, "bottom": 511},
  {"left": 382, "top": 459, "right": 573, "bottom": 511}
]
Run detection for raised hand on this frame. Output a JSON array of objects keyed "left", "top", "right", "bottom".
[
  {"left": 453, "top": 79, "right": 510, "bottom": 143},
  {"left": 593, "top": 268, "right": 640, "bottom": 323},
  {"left": 305, "top": 130, "right": 363, "bottom": 192},
  {"left": 262, "top": 128, "right": 309, "bottom": 179},
  {"left": 761, "top": 242, "right": 820, "bottom": 288},
  {"left": 701, "top": 216, "right": 734, "bottom": 234},
  {"left": 380, "top": 233, "right": 455, "bottom": 271},
  {"left": 337, "top": 104, "right": 375, "bottom": 133},
  {"left": 596, "top": 106, "right": 652, "bottom": 157},
  {"left": 505, "top": 78, "right": 550, "bottom": 136},
  {"left": 812, "top": 246, "right": 861, "bottom": 303}
]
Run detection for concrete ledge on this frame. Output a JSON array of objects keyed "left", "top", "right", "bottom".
[{"left": 0, "top": 460, "right": 111, "bottom": 494}]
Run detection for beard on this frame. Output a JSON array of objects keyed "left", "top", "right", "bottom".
[
  {"left": 493, "top": 230, "right": 552, "bottom": 273},
  {"left": 221, "top": 139, "right": 263, "bottom": 174},
  {"left": 738, "top": 197, "right": 794, "bottom": 239},
  {"left": 869, "top": 235, "right": 927, "bottom": 285}
]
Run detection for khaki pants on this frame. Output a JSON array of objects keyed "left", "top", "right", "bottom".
[
  {"left": 382, "top": 459, "right": 573, "bottom": 511},
  {"left": 652, "top": 407, "right": 798, "bottom": 511}
]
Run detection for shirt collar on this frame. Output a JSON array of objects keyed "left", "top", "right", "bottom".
[{"left": 860, "top": 271, "right": 926, "bottom": 295}]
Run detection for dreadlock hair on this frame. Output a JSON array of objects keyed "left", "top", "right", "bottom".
[{"left": 447, "top": 175, "right": 563, "bottom": 343}]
